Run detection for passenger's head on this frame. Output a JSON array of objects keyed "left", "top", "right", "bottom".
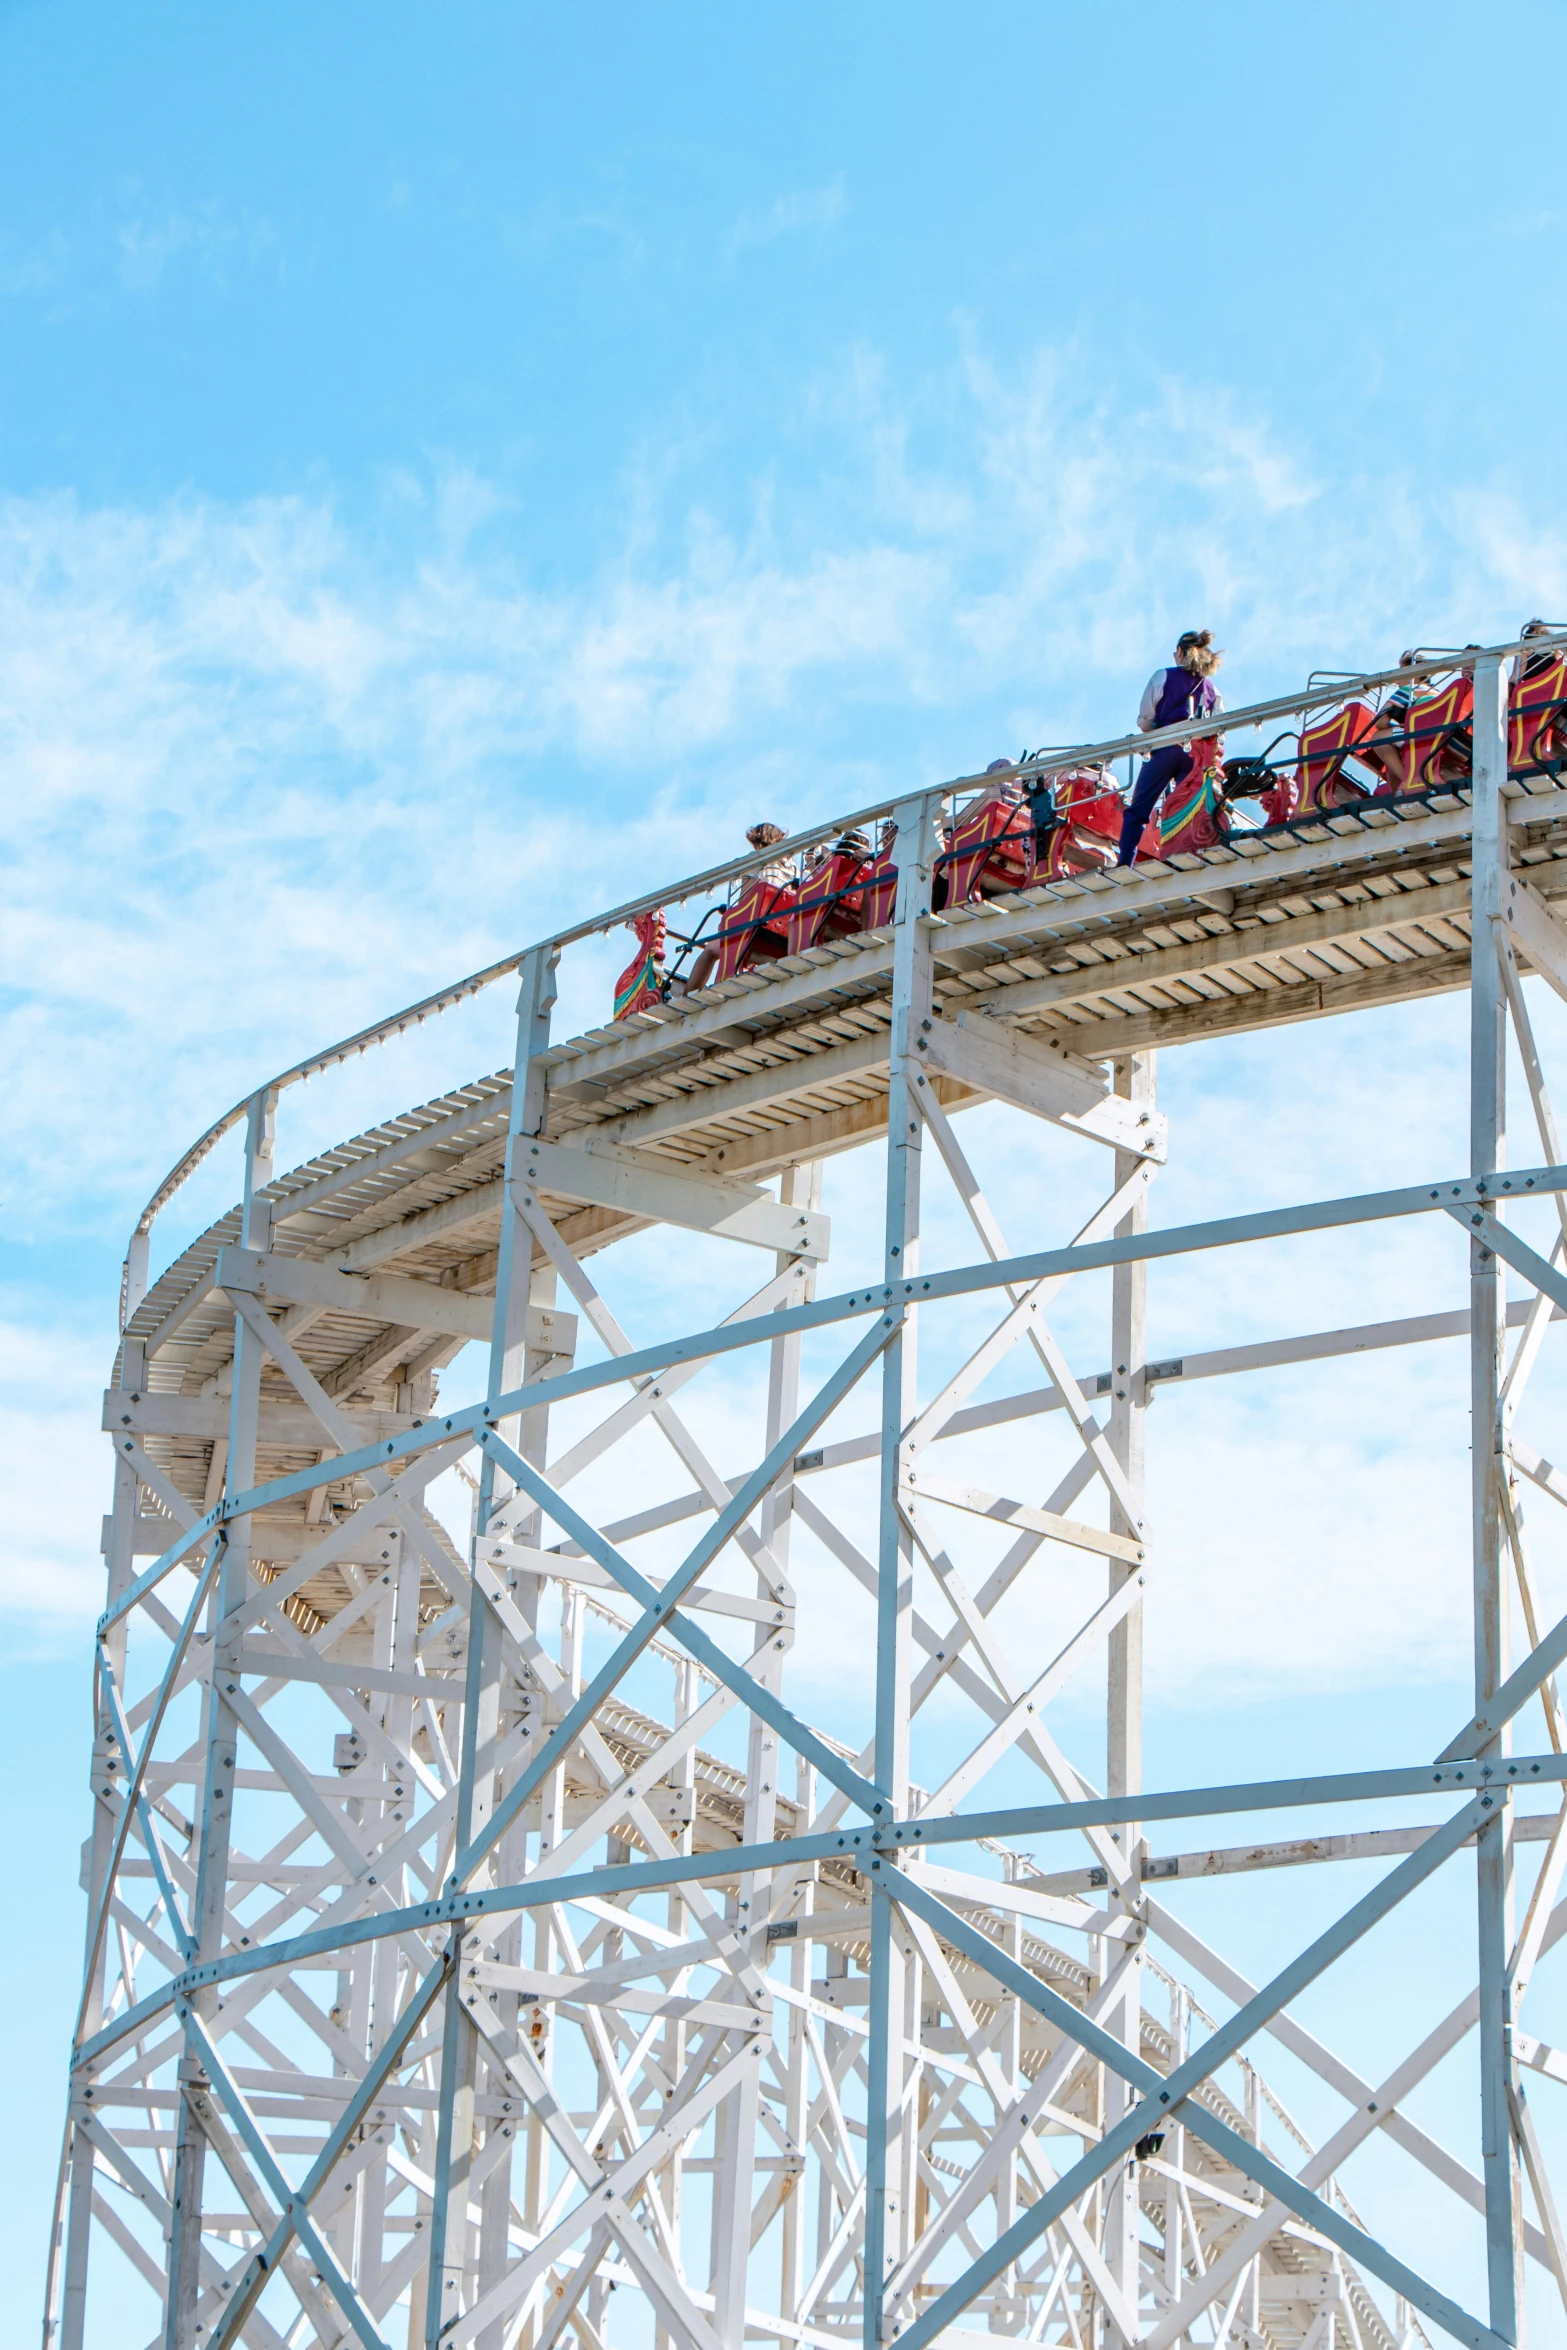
[
  {"left": 1523, "top": 619, "right": 1553, "bottom": 640},
  {"left": 746, "top": 822, "right": 787, "bottom": 852},
  {"left": 1176, "top": 629, "right": 1223, "bottom": 679}
]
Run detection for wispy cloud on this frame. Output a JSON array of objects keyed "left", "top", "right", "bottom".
[
  {"left": 729, "top": 175, "right": 847, "bottom": 253},
  {"left": 0, "top": 184, "right": 278, "bottom": 305},
  {"left": 6, "top": 336, "right": 1566, "bottom": 1662}
]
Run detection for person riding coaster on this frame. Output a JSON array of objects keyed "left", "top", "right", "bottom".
[
  {"left": 1355, "top": 652, "right": 1476, "bottom": 799},
  {"left": 1118, "top": 631, "right": 1224, "bottom": 865},
  {"left": 613, "top": 621, "right": 1567, "bottom": 1019},
  {"left": 786, "top": 828, "right": 873, "bottom": 957},
  {"left": 671, "top": 822, "right": 796, "bottom": 996}
]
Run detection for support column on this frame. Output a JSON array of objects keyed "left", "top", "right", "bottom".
[
  {"left": 715, "top": 1160, "right": 819, "bottom": 2347},
  {"left": 1103, "top": 1053, "right": 1154, "bottom": 2341},
  {"left": 59, "top": 1310, "right": 149, "bottom": 2349},
  {"left": 1471, "top": 653, "right": 1522, "bottom": 2340},
  {"left": 166, "top": 1086, "right": 276, "bottom": 2350},
  {"left": 865, "top": 792, "right": 940, "bottom": 2350},
  {"left": 430, "top": 946, "right": 559, "bottom": 2350}
]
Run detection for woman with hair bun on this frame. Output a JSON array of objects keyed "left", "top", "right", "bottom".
[{"left": 1117, "top": 629, "right": 1225, "bottom": 865}]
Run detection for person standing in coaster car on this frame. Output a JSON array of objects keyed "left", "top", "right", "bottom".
[{"left": 1117, "top": 630, "right": 1225, "bottom": 865}]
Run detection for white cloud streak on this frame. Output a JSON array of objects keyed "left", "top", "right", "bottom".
[{"left": 728, "top": 176, "right": 847, "bottom": 252}]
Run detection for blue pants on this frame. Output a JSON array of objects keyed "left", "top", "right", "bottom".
[{"left": 1117, "top": 744, "right": 1192, "bottom": 865}]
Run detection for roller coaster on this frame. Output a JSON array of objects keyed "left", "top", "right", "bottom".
[{"left": 44, "top": 634, "right": 1567, "bottom": 2350}]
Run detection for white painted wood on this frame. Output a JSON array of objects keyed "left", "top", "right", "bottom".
[
  {"left": 213, "top": 1246, "right": 576, "bottom": 1354},
  {"left": 67, "top": 637, "right": 1567, "bottom": 2350},
  {"left": 518, "top": 1135, "right": 830, "bottom": 1259},
  {"left": 1505, "top": 874, "right": 1567, "bottom": 1008},
  {"left": 918, "top": 1010, "right": 1167, "bottom": 1157}
]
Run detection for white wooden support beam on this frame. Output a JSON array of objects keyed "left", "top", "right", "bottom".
[
  {"left": 1470, "top": 650, "right": 1522, "bottom": 2341},
  {"left": 907, "top": 1471, "right": 1143, "bottom": 1565},
  {"left": 103, "top": 1390, "right": 422, "bottom": 1446},
  {"left": 212, "top": 1246, "right": 576, "bottom": 1357},
  {"left": 517, "top": 1136, "right": 830, "bottom": 1260},
  {"left": 917, "top": 1011, "right": 1167, "bottom": 1159},
  {"left": 1504, "top": 874, "right": 1567, "bottom": 1009},
  {"left": 1103, "top": 1048, "right": 1152, "bottom": 2342}
]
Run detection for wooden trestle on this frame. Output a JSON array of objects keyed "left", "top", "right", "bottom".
[{"left": 58, "top": 648, "right": 1567, "bottom": 2350}]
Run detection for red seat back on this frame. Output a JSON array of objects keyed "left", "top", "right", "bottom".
[
  {"left": 1510, "top": 656, "right": 1567, "bottom": 773},
  {"left": 1052, "top": 769, "right": 1122, "bottom": 839},
  {"left": 1294, "top": 701, "right": 1375, "bottom": 816},
  {"left": 714, "top": 877, "right": 797, "bottom": 983},
  {"left": 861, "top": 846, "right": 899, "bottom": 930},
  {"left": 944, "top": 792, "right": 1034, "bottom": 905},
  {"left": 1404, "top": 674, "right": 1474, "bottom": 791},
  {"left": 785, "top": 851, "right": 868, "bottom": 958}
]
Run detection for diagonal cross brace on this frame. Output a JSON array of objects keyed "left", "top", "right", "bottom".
[
  {"left": 1441, "top": 1600, "right": 1567, "bottom": 1764},
  {"left": 182, "top": 2007, "right": 399, "bottom": 2350},
  {"left": 201, "top": 1951, "right": 452, "bottom": 2350},
  {"left": 1451, "top": 1206, "right": 1567, "bottom": 1319},
  {"left": 74, "top": 1540, "right": 221, "bottom": 2046},
  {"left": 451, "top": 1316, "right": 895, "bottom": 1880},
  {"left": 472, "top": 1426, "right": 883, "bottom": 1844},
  {"left": 884, "top": 1809, "right": 1506, "bottom": 2350},
  {"left": 93, "top": 1648, "right": 195, "bottom": 1960}
]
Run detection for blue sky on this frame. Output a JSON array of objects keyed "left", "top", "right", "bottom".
[{"left": 8, "top": 1, "right": 1567, "bottom": 2336}]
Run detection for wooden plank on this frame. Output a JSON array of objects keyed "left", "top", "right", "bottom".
[
  {"left": 979, "top": 875, "right": 1478, "bottom": 1023},
  {"left": 1047, "top": 945, "right": 1473, "bottom": 1059},
  {"left": 575, "top": 1027, "right": 890, "bottom": 1153},
  {"left": 911, "top": 1470, "right": 1144, "bottom": 1564}
]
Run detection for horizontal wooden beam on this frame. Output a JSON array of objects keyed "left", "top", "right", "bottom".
[
  {"left": 1025, "top": 1808, "right": 1563, "bottom": 1895},
  {"left": 549, "top": 946, "right": 896, "bottom": 1093},
  {"left": 518, "top": 1136, "right": 831, "bottom": 1260},
  {"left": 1504, "top": 874, "right": 1567, "bottom": 1008},
  {"left": 687, "top": 1076, "right": 980, "bottom": 1184},
  {"left": 213, "top": 1246, "right": 576, "bottom": 1354},
  {"left": 336, "top": 1182, "right": 506, "bottom": 1271},
  {"left": 119, "top": 1512, "right": 405, "bottom": 1567},
  {"left": 105, "top": 1390, "right": 421, "bottom": 1446},
  {"left": 918, "top": 1011, "right": 1167, "bottom": 1156}
]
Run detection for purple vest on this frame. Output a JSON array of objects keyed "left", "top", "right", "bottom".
[{"left": 1152, "top": 666, "right": 1218, "bottom": 730}]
